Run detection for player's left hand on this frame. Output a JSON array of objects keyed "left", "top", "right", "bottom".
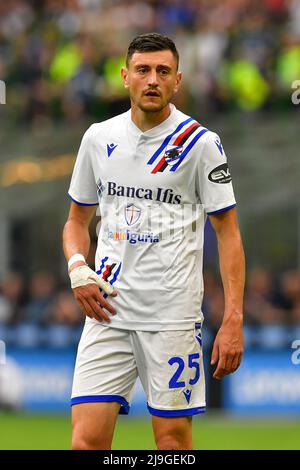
[{"left": 211, "top": 316, "right": 244, "bottom": 380}]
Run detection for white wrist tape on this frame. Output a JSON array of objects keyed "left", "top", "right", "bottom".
[
  {"left": 69, "top": 265, "right": 114, "bottom": 295},
  {"left": 68, "top": 253, "right": 86, "bottom": 270}
]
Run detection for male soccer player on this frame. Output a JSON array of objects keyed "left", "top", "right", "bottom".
[{"left": 63, "top": 33, "right": 245, "bottom": 450}]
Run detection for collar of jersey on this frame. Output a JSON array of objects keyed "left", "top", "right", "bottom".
[{"left": 127, "top": 103, "right": 177, "bottom": 138}]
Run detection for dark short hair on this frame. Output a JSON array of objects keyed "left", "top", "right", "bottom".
[{"left": 126, "top": 32, "right": 179, "bottom": 69}]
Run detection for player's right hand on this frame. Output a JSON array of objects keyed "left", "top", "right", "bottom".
[{"left": 69, "top": 264, "right": 117, "bottom": 323}]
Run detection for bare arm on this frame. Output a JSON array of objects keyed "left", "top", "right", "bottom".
[
  {"left": 63, "top": 202, "right": 117, "bottom": 323},
  {"left": 208, "top": 207, "right": 245, "bottom": 379},
  {"left": 63, "top": 202, "right": 96, "bottom": 263}
]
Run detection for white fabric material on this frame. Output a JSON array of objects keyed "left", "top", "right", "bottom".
[
  {"left": 68, "top": 104, "right": 236, "bottom": 330},
  {"left": 69, "top": 265, "right": 114, "bottom": 295},
  {"left": 68, "top": 253, "right": 86, "bottom": 270},
  {"left": 71, "top": 321, "right": 206, "bottom": 413}
]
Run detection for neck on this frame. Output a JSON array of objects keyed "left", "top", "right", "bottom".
[{"left": 130, "top": 103, "right": 171, "bottom": 132}]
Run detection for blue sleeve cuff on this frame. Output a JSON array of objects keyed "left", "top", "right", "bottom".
[
  {"left": 207, "top": 203, "right": 236, "bottom": 215},
  {"left": 68, "top": 193, "right": 98, "bottom": 206}
]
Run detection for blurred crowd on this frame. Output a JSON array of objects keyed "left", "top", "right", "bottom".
[
  {"left": 0, "top": 267, "right": 299, "bottom": 348},
  {"left": 204, "top": 268, "right": 300, "bottom": 327},
  {"left": 1, "top": 0, "right": 300, "bottom": 126}
]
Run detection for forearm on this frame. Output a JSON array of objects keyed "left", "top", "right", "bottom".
[
  {"left": 63, "top": 216, "right": 116, "bottom": 322},
  {"left": 63, "top": 218, "right": 91, "bottom": 261},
  {"left": 209, "top": 209, "right": 245, "bottom": 378},
  {"left": 217, "top": 230, "right": 245, "bottom": 323}
]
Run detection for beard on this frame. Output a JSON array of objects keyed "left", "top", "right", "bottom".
[
  {"left": 131, "top": 92, "right": 171, "bottom": 114},
  {"left": 138, "top": 102, "right": 165, "bottom": 113}
]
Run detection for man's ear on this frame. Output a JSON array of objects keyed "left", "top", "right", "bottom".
[
  {"left": 121, "top": 67, "right": 129, "bottom": 89},
  {"left": 173, "top": 71, "right": 182, "bottom": 95}
]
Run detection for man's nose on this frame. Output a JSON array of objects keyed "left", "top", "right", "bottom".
[{"left": 147, "top": 70, "right": 158, "bottom": 86}]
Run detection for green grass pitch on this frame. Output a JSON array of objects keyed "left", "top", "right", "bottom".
[{"left": 0, "top": 413, "right": 299, "bottom": 450}]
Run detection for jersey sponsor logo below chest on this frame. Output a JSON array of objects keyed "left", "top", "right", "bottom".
[{"left": 107, "top": 181, "right": 182, "bottom": 204}]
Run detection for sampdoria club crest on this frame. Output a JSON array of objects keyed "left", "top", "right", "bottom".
[{"left": 164, "top": 145, "right": 183, "bottom": 165}]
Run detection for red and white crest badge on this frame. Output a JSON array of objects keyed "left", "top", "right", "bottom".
[{"left": 125, "top": 204, "right": 141, "bottom": 226}]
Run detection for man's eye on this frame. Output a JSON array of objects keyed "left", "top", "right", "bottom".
[
  {"left": 160, "top": 70, "right": 169, "bottom": 75},
  {"left": 138, "top": 69, "right": 147, "bottom": 74}
]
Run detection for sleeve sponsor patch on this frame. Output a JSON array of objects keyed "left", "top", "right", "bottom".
[{"left": 208, "top": 163, "right": 232, "bottom": 184}]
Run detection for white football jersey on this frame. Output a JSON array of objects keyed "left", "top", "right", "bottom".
[{"left": 68, "top": 104, "right": 236, "bottom": 331}]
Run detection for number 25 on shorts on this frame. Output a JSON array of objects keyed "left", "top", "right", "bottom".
[{"left": 168, "top": 353, "right": 200, "bottom": 388}]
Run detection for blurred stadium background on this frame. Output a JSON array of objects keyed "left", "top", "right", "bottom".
[{"left": 0, "top": 0, "right": 300, "bottom": 450}]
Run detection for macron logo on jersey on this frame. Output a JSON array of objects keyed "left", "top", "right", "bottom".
[
  {"left": 107, "top": 143, "right": 118, "bottom": 157},
  {"left": 183, "top": 389, "right": 192, "bottom": 404},
  {"left": 214, "top": 138, "right": 224, "bottom": 155}
]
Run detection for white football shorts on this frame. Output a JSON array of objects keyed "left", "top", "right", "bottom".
[{"left": 71, "top": 320, "right": 206, "bottom": 417}]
